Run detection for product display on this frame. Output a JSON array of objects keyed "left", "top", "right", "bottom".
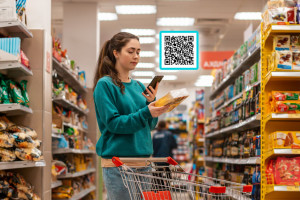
[{"left": 155, "top": 88, "right": 189, "bottom": 112}]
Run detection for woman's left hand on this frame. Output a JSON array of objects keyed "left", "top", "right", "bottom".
[{"left": 142, "top": 82, "right": 159, "bottom": 102}]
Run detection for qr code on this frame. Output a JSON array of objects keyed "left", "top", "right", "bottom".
[{"left": 160, "top": 31, "right": 198, "bottom": 70}]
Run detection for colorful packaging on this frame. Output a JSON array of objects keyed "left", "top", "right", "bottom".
[
  {"left": 0, "top": 80, "right": 10, "bottom": 104},
  {"left": 155, "top": 88, "right": 189, "bottom": 112},
  {"left": 273, "top": 101, "right": 300, "bottom": 113},
  {"left": 291, "top": 35, "right": 300, "bottom": 51},
  {"left": 275, "top": 50, "right": 292, "bottom": 70},
  {"left": 292, "top": 51, "right": 300, "bottom": 70},
  {"left": 7, "top": 80, "right": 25, "bottom": 105},
  {"left": 20, "top": 80, "right": 30, "bottom": 107},
  {"left": 274, "top": 35, "right": 290, "bottom": 51},
  {"left": 273, "top": 131, "right": 300, "bottom": 149},
  {"left": 272, "top": 91, "right": 300, "bottom": 101},
  {"left": 275, "top": 157, "right": 300, "bottom": 185}
]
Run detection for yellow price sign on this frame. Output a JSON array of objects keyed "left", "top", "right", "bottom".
[
  {"left": 292, "top": 149, "right": 300, "bottom": 154},
  {"left": 287, "top": 186, "right": 299, "bottom": 191}
]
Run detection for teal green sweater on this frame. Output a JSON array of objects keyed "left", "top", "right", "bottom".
[{"left": 93, "top": 76, "right": 158, "bottom": 158}]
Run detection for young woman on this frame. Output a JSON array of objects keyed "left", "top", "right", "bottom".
[{"left": 93, "top": 32, "right": 169, "bottom": 199}]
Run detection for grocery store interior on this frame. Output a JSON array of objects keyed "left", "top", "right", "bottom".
[{"left": 2, "top": 0, "right": 300, "bottom": 199}]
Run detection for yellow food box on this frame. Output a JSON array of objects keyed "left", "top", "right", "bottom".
[
  {"left": 272, "top": 131, "right": 300, "bottom": 149},
  {"left": 155, "top": 88, "right": 189, "bottom": 112}
]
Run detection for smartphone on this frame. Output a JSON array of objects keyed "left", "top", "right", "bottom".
[{"left": 144, "top": 75, "right": 164, "bottom": 95}]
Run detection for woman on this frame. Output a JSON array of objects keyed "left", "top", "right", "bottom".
[{"left": 93, "top": 32, "right": 169, "bottom": 199}]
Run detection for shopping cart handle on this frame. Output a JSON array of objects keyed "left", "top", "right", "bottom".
[
  {"left": 167, "top": 157, "right": 178, "bottom": 166},
  {"left": 243, "top": 185, "right": 253, "bottom": 193},
  {"left": 112, "top": 157, "right": 124, "bottom": 167}
]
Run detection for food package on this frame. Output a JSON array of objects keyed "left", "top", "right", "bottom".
[
  {"left": 15, "top": 147, "right": 42, "bottom": 161},
  {"left": 291, "top": 35, "right": 300, "bottom": 51},
  {"left": 23, "top": 127, "right": 38, "bottom": 140},
  {"left": 275, "top": 50, "right": 292, "bottom": 70},
  {"left": 0, "top": 132, "right": 14, "bottom": 148},
  {"left": 271, "top": 91, "right": 300, "bottom": 101},
  {"left": 52, "top": 186, "right": 74, "bottom": 197},
  {"left": 275, "top": 157, "right": 300, "bottom": 185},
  {"left": 269, "top": 7, "right": 296, "bottom": 24},
  {"left": 0, "top": 148, "right": 16, "bottom": 162},
  {"left": 20, "top": 80, "right": 30, "bottom": 107},
  {"left": 273, "top": 101, "right": 300, "bottom": 113},
  {"left": 155, "top": 88, "right": 189, "bottom": 112},
  {"left": 292, "top": 51, "right": 300, "bottom": 70},
  {"left": 13, "top": 132, "right": 36, "bottom": 148},
  {"left": 1, "top": 79, "right": 10, "bottom": 104},
  {"left": 273, "top": 131, "right": 300, "bottom": 148},
  {"left": 7, "top": 80, "right": 26, "bottom": 105},
  {"left": 274, "top": 35, "right": 290, "bottom": 51}
]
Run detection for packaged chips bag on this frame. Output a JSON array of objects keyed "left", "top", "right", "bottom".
[
  {"left": 0, "top": 132, "right": 15, "bottom": 148},
  {"left": 0, "top": 148, "right": 16, "bottom": 162},
  {"left": 273, "top": 101, "right": 300, "bottom": 113},
  {"left": 13, "top": 132, "right": 36, "bottom": 148},
  {"left": 7, "top": 80, "right": 25, "bottom": 105},
  {"left": 0, "top": 80, "right": 10, "bottom": 104},
  {"left": 20, "top": 80, "right": 30, "bottom": 107},
  {"left": 271, "top": 91, "right": 300, "bottom": 101},
  {"left": 15, "top": 147, "right": 42, "bottom": 161},
  {"left": 155, "top": 88, "right": 189, "bottom": 112}
]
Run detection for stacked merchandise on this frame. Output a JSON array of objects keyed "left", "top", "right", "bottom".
[
  {"left": 188, "top": 90, "right": 205, "bottom": 177},
  {"left": 0, "top": 116, "right": 42, "bottom": 162},
  {"left": 205, "top": 25, "right": 261, "bottom": 200},
  {"left": 0, "top": 0, "right": 28, "bottom": 24},
  {"left": 0, "top": 171, "right": 40, "bottom": 200},
  {"left": 260, "top": 1, "right": 300, "bottom": 199}
]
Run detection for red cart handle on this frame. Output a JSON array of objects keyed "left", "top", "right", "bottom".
[{"left": 112, "top": 157, "right": 124, "bottom": 167}]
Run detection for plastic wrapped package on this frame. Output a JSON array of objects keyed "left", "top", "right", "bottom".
[
  {"left": 0, "top": 132, "right": 14, "bottom": 148},
  {"left": 155, "top": 88, "right": 189, "bottom": 112},
  {"left": 273, "top": 101, "right": 300, "bottom": 113},
  {"left": 275, "top": 50, "right": 292, "bottom": 70},
  {"left": 7, "top": 124, "right": 24, "bottom": 133},
  {"left": 272, "top": 131, "right": 300, "bottom": 148},
  {"left": 23, "top": 127, "right": 38, "bottom": 140},
  {"left": 0, "top": 148, "right": 16, "bottom": 162},
  {"left": 275, "top": 157, "right": 300, "bottom": 185},
  {"left": 20, "top": 80, "right": 30, "bottom": 107},
  {"left": 292, "top": 51, "right": 300, "bottom": 70},
  {"left": 291, "top": 35, "right": 300, "bottom": 51},
  {"left": 7, "top": 80, "right": 26, "bottom": 105},
  {"left": 13, "top": 132, "right": 36, "bottom": 148},
  {"left": 273, "top": 35, "right": 290, "bottom": 51},
  {"left": 52, "top": 186, "right": 74, "bottom": 199},
  {"left": 15, "top": 147, "right": 42, "bottom": 161},
  {"left": 271, "top": 91, "right": 300, "bottom": 101}
]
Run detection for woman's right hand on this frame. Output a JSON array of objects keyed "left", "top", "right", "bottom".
[{"left": 148, "top": 101, "right": 170, "bottom": 118}]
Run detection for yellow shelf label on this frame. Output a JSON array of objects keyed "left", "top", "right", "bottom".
[
  {"left": 292, "top": 149, "right": 300, "bottom": 154},
  {"left": 287, "top": 186, "right": 299, "bottom": 191}
]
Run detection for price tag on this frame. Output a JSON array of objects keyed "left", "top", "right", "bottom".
[
  {"left": 287, "top": 186, "right": 300, "bottom": 191},
  {"left": 292, "top": 149, "right": 300, "bottom": 154},
  {"left": 35, "top": 161, "right": 45, "bottom": 167}
]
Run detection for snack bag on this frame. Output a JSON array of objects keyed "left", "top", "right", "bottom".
[
  {"left": 291, "top": 35, "right": 300, "bottom": 51},
  {"left": 0, "top": 132, "right": 15, "bottom": 148},
  {"left": 274, "top": 35, "right": 290, "bottom": 51},
  {"left": 20, "top": 80, "right": 30, "bottom": 107},
  {"left": 272, "top": 91, "right": 300, "bottom": 101},
  {"left": 7, "top": 80, "right": 25, "bottom": 105},
  {"left": 274, "top": 157, "right": 300, "bottom": 185},
  {"left": 155, "top": 88, "right": 189, "bottom": 112},
  {"left": 0, "top": 148, "right": 16, "bottom": 162},
  {"left": 275, "top": 51, "right": 292, "bottom": 70},
  {"left": 13, "top": 132, "right": 36, "bottom": 148},
  {"left": 292, "top": 51, "right": 300, "bottom": 70},
  {"left": 0, "top": 80, "right": 10, "bottom": 104},
  {"left": 15, "top": 147, "right": 42, "bottom": 161},
  {"left": 23, "top": 127, "right": 38, "bottom": 139},
  {"left": 274, "top": 101, "right": 300, "bottom": 113}
]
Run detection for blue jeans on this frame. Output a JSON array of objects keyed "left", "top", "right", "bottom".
[{"left": 103, "top": 167, "right": 152, "bottom": 200}]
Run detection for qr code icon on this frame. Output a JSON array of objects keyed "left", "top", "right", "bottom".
[{"left": 160, "top": 31, "right": 198, "bottom": 70}]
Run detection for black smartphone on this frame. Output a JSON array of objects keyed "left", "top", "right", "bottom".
[{"left": 144, "top": 75, "right": 164, "bottom": 95}]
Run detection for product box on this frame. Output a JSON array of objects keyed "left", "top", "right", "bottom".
[
  {"left": 274, "top": 35, "right": 290, "bottom": 51},
  {"left": 275, "top": 50, "right": 292, "bottom": 70},
  {"left": 271, "top": 91, "right": 300, "bottom": 101},
  {"left": 0, "top": 0, "right": 17, "bottom": 21},
  {"left": 291, "top": 35, "right": 300, "bottom": 51},
  {"left": 292, "top": 51, "right": 300, "bottom": 70},
  {"left": 273, "top": 101, "right": 300, "bottom": 113},
  {"left": 272, "top": 131, "right": 300, "bottom": 149},
  {"left": 155, "top": 88, "right": 189, "bottom": 112}
]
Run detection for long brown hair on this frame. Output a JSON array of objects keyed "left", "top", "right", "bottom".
[{"left": 93, "top": 32, "right": 139, "bottom": 93}]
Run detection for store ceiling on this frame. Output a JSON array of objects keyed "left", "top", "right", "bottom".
[{"left": 51, "top": 0, "right": 266, "bottom": 86}]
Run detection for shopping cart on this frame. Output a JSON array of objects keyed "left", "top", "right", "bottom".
[{"left": 112, "top": 157, "right": 253, "bottom": 200}]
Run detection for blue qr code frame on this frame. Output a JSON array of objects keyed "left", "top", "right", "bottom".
[{"left": 159, "top": 30, "right": 199, "bottom": 70}]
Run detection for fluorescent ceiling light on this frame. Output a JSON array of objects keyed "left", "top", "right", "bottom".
[
  {"left": 157, "top": 17, "right": 195, "bottom": 26},
  {"left": 121, "top": 29, "right": 155, "bottom": 36},
  {"left": 195, "top": 75, "right": 214, "bottom": 87},
  {"left": 155, "top": 57, "right": 159, "bottom": 63},
  {"left": 136, "top": 63, "right": 155, "bottom": 69},
  {"left": 132, "top": 71, "right": 155, "bottom": 77},
  {"left": 164, "top": 75, "right": 178, "bottom": 80},
  {"left": 98, "top": 12, "right": 118, "bottom": 21},
  {"left": 234, "top": 12, "right": 262, "bottom": 20},
  {"left": 135, "top": 78, "right": 152, "bottom": 83},
  {"left": 155, "top": 45, "right": 159, "bottom": 50},
  {"left": 155, "top": 67, "right": 178, "bottom": 72},
  {"left": 139, "top": 37, "right": 156, "bottom": 44},
  {"left": 116, "top": 5, "right": 156, "bottom": 15},
  {"left": 140, "top": 51, "right": 155, "bottom": 57}
]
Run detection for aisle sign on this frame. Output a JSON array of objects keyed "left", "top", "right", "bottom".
[{"left": 200, "top": 51, "right": 234, "bottom": 69}]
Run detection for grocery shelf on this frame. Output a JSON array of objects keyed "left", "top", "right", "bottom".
[
  {"left": 273, "top": 186, "right": 300, "bottom": 192},
  {"left": 0, "top": 20, "right": 33, "bottom": 38},
  {"left": 263, "top": 25, "right": 300, "bottom": 42},
  {"left": 53, "top": 97, "right": 89, "bottom": 116},
  {"left": 265, "top": 71, "right": 300, "bottom": 85},
  {"left": 63, "top": 122, "right": 88, "bottom": 133},
  {"left": 0, "top": 104, "right": 33, "bottom": 116},
  {"left": 52, "top": 133, "right": 62, "bottom": 139},
  {"left": 205, "top": 114, "right": 261, "bottom": 139},
  {"left": 51, "top": 180, "right": 63, "bottom": 189},
  {"left": 53, "top": 186, "right": 96, "bottom": 200},
  {"left": 265, "top": 148, "right": 300, "bottom": 158},
  {"left": 52, "top": 58, "right": 87, "bottom": 94},
  {"left": 210, "top": 47, "right": 260, "bottom": 100},
  {"left": 205, "top": 156, "right": 260, "bottom": 165},
  {"left": 52, "top": 148, "right": 95, "bottom": 154},
  {"left": 57, "top": 168, "right": 96, "bottom": 179},
  {"left": 0, "top": 161, "right": 46, "bottom": 170},
  {"left": 266, "top": 113, "right": 300, "bottom": 121}
]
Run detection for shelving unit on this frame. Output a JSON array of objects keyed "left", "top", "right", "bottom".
[
  {"left": 51, "top": 180, "right": 63, "bottom": 189},
  {"left": 205, "top": 157, "right": 260, "bottom": 165},
  {"left": 57, "top": 168, "right": 96, "bottom": 179},
  {"left": 0, "top": 20, "right": 33, "bottom": 38},
  {"left": 53, "top": 186, "right": 96, "bottom": 200},
  {"left": 53, "top": 97, "right": 89, "bottom": 116},
  {"left": 52, "top": 148, "right": 95, "bottom": 154},
  {"left": 261, "top": 25, "right": 300, "bottom": 200},
  {"left": 0, "top": 103, "right": 33, "bottom": 116},
  {"left": 0, "top": 161, "right": 46, "bottom": 170}
]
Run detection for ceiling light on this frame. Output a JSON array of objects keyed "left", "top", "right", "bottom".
[
  {"left": 155, "top": 57, "right": 159, "bottom": 63},
  {"left": 98, "top": 12, "right": 118, "bottom": 21},
  {"left": 136, "top": 63, "right": 155, "bottom": 69},
  {"left": 155, "top": 67, "right": 178, "bottom": 72},
  {"left": 121, "top": 29, "right": 155, "bottom": 36},
  {"left": 155, "top": 45, "right": 159, "bottom": 50},
  {"left": 157, "top": 17, "right": 195, "bottom": 26},
  {"left": 163, "top": 75, "right": 178, "bottom": 80},
  {"left": 234, "top": 12, "right": 262, "bottom": 20},
  {"left": 132, "top": 71, "right": 155, "bottom": 77},
  {"left": 156, "top": 34, "right": 159, "bottom": 39},
  {"left": 195, "top": 75, "right": 214, "bottom": 87},
  {"left": 135, "top": 78, "right": 152, "bottom": 83},
  {"left": 140, "top": 51, "right": 155, "bottom": 57},
  {"left": 139, "top": 37, "right": 156, "bottom": 44},
  {"left": 116, "top": 5, "right": 156, "bottom": 15}
]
